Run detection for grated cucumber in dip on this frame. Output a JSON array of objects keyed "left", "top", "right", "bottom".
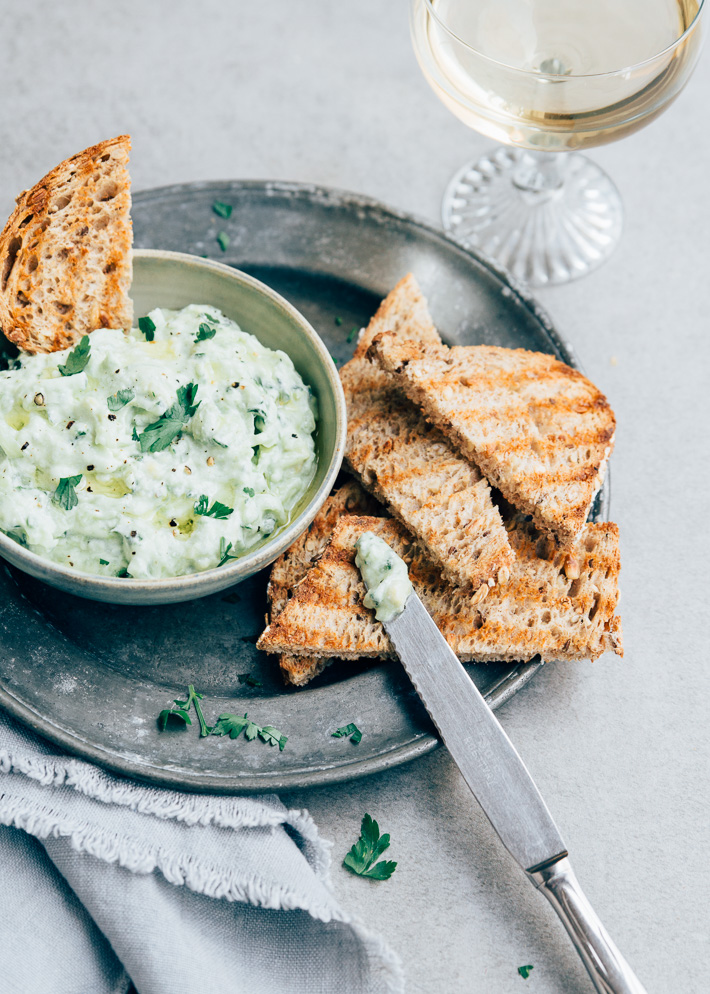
[
  {"left": 0, "top": 305, "right": 318, "bottom": 578},
  {"left": 355, "top": 531, "right": 413, "bottom": 623}
]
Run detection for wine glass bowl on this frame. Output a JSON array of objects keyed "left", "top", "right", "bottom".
[{"left": 411, "top": 0, "right": 705, "bottom": 285}]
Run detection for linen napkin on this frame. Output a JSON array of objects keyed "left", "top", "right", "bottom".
[{"left": 0, "top": 709, "right": 403, "bottom": 994}]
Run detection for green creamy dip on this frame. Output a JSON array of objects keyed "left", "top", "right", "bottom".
[
  {"left": 0, "top": 305, "right": 318, "bottom": 578},
  {"left": 355, "top": 531, "right": 413, "bottom": 623}
]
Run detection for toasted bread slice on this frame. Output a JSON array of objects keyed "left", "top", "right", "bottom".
[
  {"left": 267, "top": 479, "right": 385, "bottom": 685},
  {"left": 342, "top": 275, "right": 513, "bottom": 591},
  {"left": 0, "top": 136, "right": 133, "bottom": 353},
  {"left": 351, "top": 272, "right": 442, "bottom": 360},
  {"left": 257, "top": 514, "right": 622, "bottom": 664},
  {"left": 369, "top": 335, "right": 615, "bottom": 548}
]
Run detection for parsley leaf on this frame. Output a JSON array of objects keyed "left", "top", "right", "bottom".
[
  {"left": 211, "top": 713, "right": 286, "bottom": 750},
  {"left": 238, "top": 672, "right": 263, "bottom": 689},
  {"left": 211, "top": 712, "right": 250, "bottom": 739},
  {"left": 332, "top": 723, "right": 363, "bottom": 745},
  {"left": 347, "top": 326, "right": 359, "bottom": 343},
  {"left": 243, "top": 487, "right": 255, "bottom": 498},
  {"left": 217, "top": 231, "right": 230, "bottom": 252},
  {"left": 218, "top": 537, "right": 240, "bottom": 567},
  {"left": 334, "top": 316, "right": 343, "bottom": 326},
  {"left": 158, "top": 706, "right": 191, "bottom": 730},
  {"left": 52, "top": 474, "right": 82, "bottom": 510},
  {"left": 343, "top": 814, "right": 397, "bottom": 880},
  {"left": 99, "top": 558, "right": 109, "bottom": 565},
  {"left": 58, "top": 336, "right": 91, "bottom": 376},
  {"left": 138, "top": 316, "right": 156, "bottom": 341},
  {"left": 212, "top": 201, "right": 233, "bottom": 219},
  {"left": 518, "top": 966, "right": 534, "bottom": 980},
  {"left": 158, "top": 684, "right": 211, "bottom": 737},
  {"left": 194, "top": 495, "right": 233, "bottom": 519},
  {"left": 195, "top": 322, "right": 216, "bottom": 343},
  {"left": 138, "top": 383, "right": 200, "bottom": 453},
  {"left": 258, "top": 725, "right": 288, "bottom": 751},
  {"left": 107, "top": 387, "right": 135, "bottom": 411}
]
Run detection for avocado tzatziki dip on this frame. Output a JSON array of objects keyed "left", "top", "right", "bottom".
[
  {"left": 0, "top": 305, "right": 318, "bottom": 578},
  {"left": 355, "top": 531, "right": 414, "bottom": 623}
]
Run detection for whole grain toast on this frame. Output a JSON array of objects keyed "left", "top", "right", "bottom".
[
  {"left": 267, "top": 479, "right": 385, "bottom": 685},
  {"left": 341, "top": 275, "right": 513, "bottom": 592},
  {"left": 369, "top": 335, "right": 615, "bottom": 548},
  {"left": 0, "top": 136, "right": 133, "bottom": 353},
  {"left": 257, "top": 514, "right": 622, "bottom": 664}
]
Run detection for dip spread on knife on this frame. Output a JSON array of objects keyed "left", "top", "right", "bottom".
[
  {"left": 355, "top": 531, "right": 413, "bottom": 622},
  {"left": 0, "top": 305, "right": 318, "bottom": 578}
]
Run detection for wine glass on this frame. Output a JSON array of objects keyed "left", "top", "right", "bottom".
[{"left": 410, "top": 0, "right": 705, "bottom": 286}]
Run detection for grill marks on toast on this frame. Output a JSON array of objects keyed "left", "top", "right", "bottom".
[
  {"left": 342, "top": 275, "right": 513, "bottom": 592},
  {"left": 369, "top": 336, "right": 615, "bottom": 548},
  {"left": 0, "top": 136, "right": 133, "bottom": 353},
  {"left": 267, "top": 480, "right": 385, "bottom": 685},
  {"left": 257, "top": 515, "right": 622, "bottom": 664}
]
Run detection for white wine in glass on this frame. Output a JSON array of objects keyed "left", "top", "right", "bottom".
[{"left": 411, "top": 0, "right": 705, "bottom": 285}]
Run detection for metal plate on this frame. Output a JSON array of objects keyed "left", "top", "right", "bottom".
[{"left": 0, "top": 181, "right": 609, "bottom": 792}]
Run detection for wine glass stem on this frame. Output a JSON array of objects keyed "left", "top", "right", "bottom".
[{"left": 512, "top": 150, "right": 567, "bottom": 196}]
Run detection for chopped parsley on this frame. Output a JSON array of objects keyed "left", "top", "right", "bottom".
[
  {"left": 138, "top": 316, "right": 156, "bottom": 341},
  {"left": 332, "top": 723, "right": 362, "bottom": 744},
  {"left": 347, "top": 326, "right": 359, "bottom": 343},
  {"left": 116, "top": 567, "right": 133, "bottom": 578},
  {"left": 194, "top": 495, "right": 233, "bottom": 519},
  {"left": 155, "top": 688, "right": 288, "bottom": 752},
  {"left": 334, "top": 316, "right": 343, "bottom": 326},
  {"left": 99, "top": 558, "right": 109, "bottom": 566},
  {"left": 158, "top": 684, "right": 211, "bottom": 736},
  {"left": 343, "top": 814, "right": 397, "bottom": 880},
  {"left": 216, "top": 231, "right": 230, "bottom": 252},
  {"left": 238, "top": 672, "right": 263, "bottom": 689},
  {"left": 52, "top": 474, "right": 82, "bottom": 511},
  {"left": 107, "top": 387, "right": 135, "bottom": 411},
  {"left": 58, "top": 336, "right": 91, "bottom": 376},
  {"left": 212, "top": 201, "right": 233, "bottom": 219},
  {"left": 138, "top": 383, "right": 200, "bottom": 453},
  {"left": 243, "top": 487, "right": 255, "bottom": 498},
  {"left": 518, "top": 966, "right": 534, "bottom": 980},
  {"left": 211, "top": 712, "right": 288, "bottom": 750},
  {"left": 195, "top": 322, "right": 216, "bottom": 343},
  {"left": 218, "top": 537, "right": 240, "bottom": 567},
  {"left": 211, "top": 712, "right": 257, "bottom": 740}
]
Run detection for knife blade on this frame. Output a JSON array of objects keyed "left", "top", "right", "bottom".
[{"left": 384, "top": 591, "right": 648, "bottom": 994}]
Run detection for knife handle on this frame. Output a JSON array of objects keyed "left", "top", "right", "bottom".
[{"left": 528, "top": 858, "right": 647, "bottom": 994}]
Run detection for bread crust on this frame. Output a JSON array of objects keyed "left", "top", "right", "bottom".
[{"left": 0, "top": 135, "right": 133, "bottom": 353}]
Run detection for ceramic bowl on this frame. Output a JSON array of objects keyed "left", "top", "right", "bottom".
[{"left": 0, "top": 249, "right": 346, "bottom": 604}]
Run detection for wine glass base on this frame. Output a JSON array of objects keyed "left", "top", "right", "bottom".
[{"left": 442, "top": 148, "right": 623, "bottom": 288}]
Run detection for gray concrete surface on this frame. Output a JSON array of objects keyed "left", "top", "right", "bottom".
[{"left": 1, "top": 2, "right": 708, "bottom": 992}]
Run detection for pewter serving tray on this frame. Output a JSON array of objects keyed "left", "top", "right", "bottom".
[{"left": 0, "top": 182, "right": 609, "bottom": 792}]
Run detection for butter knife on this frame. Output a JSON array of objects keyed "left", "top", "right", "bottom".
[{"left": 385, "top": 592, "right": 647, "bottom": 994}]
